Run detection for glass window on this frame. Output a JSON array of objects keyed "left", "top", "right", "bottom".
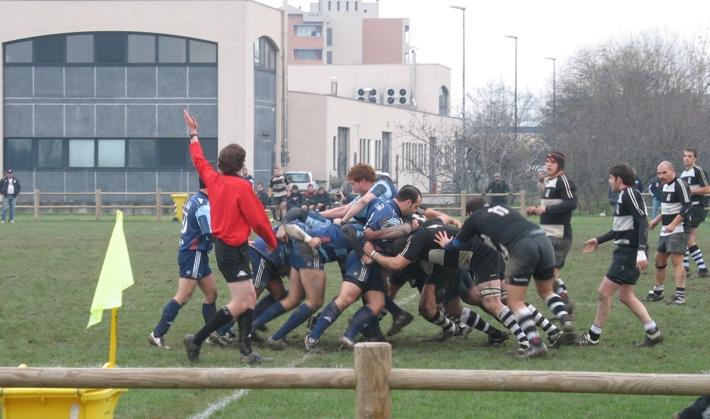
[
  {"left": 128, "top": 34, "right": 155, "bottom": 63},
  {"left": 4, "top": 40, "right": 32, "bottom": 63},
  {"left": 3, "top": 139, "right": 32, "bottom": 169},
  {"left": 98, "top": 139, "right": 125, "bottom": 167},
  {"left": 253, "top": 39, "right": 260, "bottom": 65},
  {"left": 189, "top": 40, "right": 216, "bottom": 63},
  {"left": 128, "top": 139, "right": 156, "bottom": 168},
  {"left": 326, "top": 51, "right": 332, "bottom": 64},
  {"left": 38, "top": 139, "right": 63, "bottom": 168},
  {"left": 66, "top": 34, "right": 94, "bottom": 63},
  {"left": 158, "top": 139, "right": 187, "bottom": 167},
  {"left": 69, "top": 139, "right": 95, "bottom": 167},
  {"left": 34, "top": 36, "right": 64, "bottom": 64},
  {"left": 326, "top": 28, "right": 333, "bottom": 46},
  {"left": 294, "top": 49, "right": 322, "bottom": 60},
  {"left": 200, "top": 138, "right": 218, "bottom": 164},
  {"left": 95, "top": 32, "right": 127, "bottom": 63},
  {"left": 159, "top": 36, "right": 186, "bottom": 63},
  {"left": 438, "top": 86, "right": 449, "bottom": 116},
  {"left": 294, "top": 25, "right": 322, "bottom": 37}
]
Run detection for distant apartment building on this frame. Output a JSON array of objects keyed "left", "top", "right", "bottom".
[{"left": 287, "top": 0, "right": 409, "bottom": 65}]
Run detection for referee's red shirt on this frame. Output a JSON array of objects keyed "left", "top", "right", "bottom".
[{"left": 190, "top": 141, "right": 277, "bottom": 249}]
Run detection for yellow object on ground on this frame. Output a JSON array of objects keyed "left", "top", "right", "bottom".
[
  {"left": 171, "top": 193, "right": 189, "bottom": 222},
  {"left": 0, "top": 364, "right": 125, "bottom": 419}
]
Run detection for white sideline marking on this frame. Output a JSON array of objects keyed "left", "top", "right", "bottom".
[
  {"left": 191, "top": 291, "right": 418, "bottom": 418},
  {"left": 189, "top": 353, "right": 314, "bottom": 419}
]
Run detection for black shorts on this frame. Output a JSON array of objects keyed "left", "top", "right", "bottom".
[
  {"left": 606, "top": 247, "right": 641, "bottom": 285},
  {"left": 506, "top": 232, "right": 556, "bottom": 286},
  {"left": 214, "top": 239, "right": 252, "bottom": 283},
  {"left": 442, "top": 271, "right": 474, "bottom": 303},
  {"left": 549, "top": 235, "right": 573, "bottom": 269},
  {"left": 470, "top": 247, "right": 501, "bottom": 285},
  {"left": 390, "top": 263, "right": 426, "bottom": 289},
  {"left": 342, "top": 251, "right": 386, "bottom": 293},
  {"left": 690, "top": 205, "right": 706, "bottom": 228}
]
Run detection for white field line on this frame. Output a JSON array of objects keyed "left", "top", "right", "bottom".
[
  {"left": 190, "top": 290, "right": 418, "bottom": 419},
  {"left": 189, "top": 353, "right": 314, "bottom": 419}
]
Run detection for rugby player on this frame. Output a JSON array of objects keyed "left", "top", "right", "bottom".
[{"left": 679, "top": 149, "right": 710, "bottom": 277}]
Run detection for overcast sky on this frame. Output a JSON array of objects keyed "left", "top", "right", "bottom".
[{"left": 259, "top": 0, "right": 710, "bottom": 112}]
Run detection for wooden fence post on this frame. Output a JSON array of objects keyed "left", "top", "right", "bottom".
[
  {"left": 354, "top": 342, "right": 392, "bottom": 419},
  {"left": 33, "top": 189, "right": 40, "bottom": 219},
  {"left": 156, "top": 190, "right": 162, "bottom": 221},
  {"left": 95, "top": 189, "right": 102, "bottom": 220},
  {"left": 519, "top": 190, "right": 526, "bottom": 215}
]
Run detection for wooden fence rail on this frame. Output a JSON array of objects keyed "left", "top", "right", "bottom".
[{"left": 1, "top": 343, "right": 709, "bottom": 419}]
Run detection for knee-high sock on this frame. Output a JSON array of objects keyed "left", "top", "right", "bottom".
[
  {"left": 271, "top": 303, "right": 314, "bottom": 341},
  {"left": 545, "top": 294, "right": 570, "bottom": 322},
  {"left": 153, "top": 299, "right": 182, "bottom": 338},
  {"left": 689, "top": 245, "right": 707, "bottom": 270},
  {"left": 194, "top": 307, "right": 233, "bottom": 346},
  {"left": 309, "top": 301, "right": 342, "bottom": 340},
  {"left": 255, "top": 293, "right": 279, "bottom": 318},
  {"left": 429, "top": 310, "right": 458, "bottom": 335},
  {"left": 497, "top": 306, "right": 528, "bottom": 344},
  {"left": 201, "top": 303, "right": 216, "bottom": 325},
  {"left": 384, "top": 295, "right": 404, "bottom": 317},
  {"left": 238, "top": 309, "right": 254, "bottom": 356},
  {"left": 513, "top": 306, "right": 540, "bottom": 341},
  {"left": 252, "top": 302, "right": 286, "bottom": 331},
  {"left": 527, "top": 304, "right": 560, "bottom": 337},
  {"left": 343, "top": 306, "right": 377, "bottom": 340}
]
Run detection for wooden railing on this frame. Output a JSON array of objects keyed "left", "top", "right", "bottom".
[{"left": 1, "top": 343, "right": 709, "bottom": 419}]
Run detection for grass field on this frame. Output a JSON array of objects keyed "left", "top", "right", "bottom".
[{"left": 0, "top": 214, "right": 709, "bottom": 418}]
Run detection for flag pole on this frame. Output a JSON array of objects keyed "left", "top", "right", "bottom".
[{"left": 109, "top": 308, "right": 118, "bottom": 367}]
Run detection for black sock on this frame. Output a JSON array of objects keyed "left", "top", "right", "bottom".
[
  {"left": 194, "top": 307, "right": 233, "bottom": 345},
  {"left": 238, "top": 309, "right": 254, "bottom": 356}
]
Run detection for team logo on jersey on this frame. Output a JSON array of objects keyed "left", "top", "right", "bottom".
[{"left": 237, "top": 270, "right": 248, "bottom": 277}]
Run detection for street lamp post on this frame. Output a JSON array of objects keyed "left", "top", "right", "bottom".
[
  {"left": 545, "top": 56, "right": 556, "bottom": 126},
  {"left": 504, "top": 35, "right": 518, "bottom": 140},
  {"left": 451, "top": 5, "right": 466, "bottom": 191}
]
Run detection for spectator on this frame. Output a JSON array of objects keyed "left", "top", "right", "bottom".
[
  {"left": 269, "top": 167, "right": 289, "bottom": 221},
  {"left": 313, "top": 186, "right": 332, "bottom": 211},
  {"left": 256, "top": 183, "right": 270, "bottom": 208},
  {"left": 240, "top": 167, "right": 254, "bottom": 188},
  {"left": 303, "top": 184, "right": 317, "bottom": 210},
  {"left": 485, "top": 172, "right": 509, "bottom": 205},
  {"left": 1, "top": 168, "right": 20, "bottom": 224},
  {"left": 286, "top": 184, "right": 303, "bottom": 210}
]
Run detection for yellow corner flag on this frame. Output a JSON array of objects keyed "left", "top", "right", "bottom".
[{"left": 87, "top": 210, "right": 134, "bottom": 328}]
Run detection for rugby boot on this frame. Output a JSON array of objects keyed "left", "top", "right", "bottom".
[
  {"left": 635, "top": 330, "right": 664, "bottom": 347},
  {"left": 386, "top": 310, "right": 414, "bottom": 337},
  {"left": 645, "top": 289, "right": 664, "bottom": 302},
  {"left": 148, "top": 332, "right": 170, "bottom": 350},
  {"left": 698, "top": 268, "right": 709, "bottom": 278},
  {"left": 240, "top": 351, "right": 272, "bottom": 364},
  {"left": 575, "top": 332, "right": 599, "bottom": 346},
  {"left": 183, "top": 334, "right": 201, "bottom": 363},
  {"left": 266, "top": 337, "right": 289, "bottom": 350},
  {"left": 338, "top": 335, "right": 356, "bottom": 350},
  {"left": 517, "top": 336, "right": 547, "bottom": 359}
]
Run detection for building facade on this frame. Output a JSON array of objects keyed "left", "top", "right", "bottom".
[
  {"left": 287, "top": 0, "right": 409, "bottom": 65},
  {"left": 1, "top": 0, "right": 285, "bottom": 198}
]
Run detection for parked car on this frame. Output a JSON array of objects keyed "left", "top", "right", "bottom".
[{"left": 284, "top": 171, "right": 319, "bottom": 191}]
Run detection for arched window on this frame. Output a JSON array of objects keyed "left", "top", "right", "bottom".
[{"left": 438, "top": 86, "right": 449, "bottom": 116}]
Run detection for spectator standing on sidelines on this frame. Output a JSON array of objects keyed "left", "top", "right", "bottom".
[
  {"left": 485, "top": 172, "right": 509, "bottom": 205},
  {"left": 1, "top": 168, "right": 20, "bottom": 224},
  {"left": 679, "top": 148, "right": 710, "bottom": 277},
  {"left": 577, "top": 164, "right": 662, "bottom": 347},
  {"left": 646, "top": 161, "right": 692, "bottom": 305},
  {"left": 526, "top": 151, "right": 577, "bottom": 311},
  {"left": 269, "top": 167, "right": 289, "bottom": 221},
  {"left": 149, "top": 178, "right": 219, "bottom": 350},
  {"left": 182, "top": 110, "right": 277, "bottom": 364}
]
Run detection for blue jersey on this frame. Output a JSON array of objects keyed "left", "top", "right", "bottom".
[
  {"left": 352, "top": 176, "right": 398, "bottom": 224},
  {"left": 364, "top": 197, "right": 403, "bottom": 248},
  {"left": 179, "top": 191, "right": 212, "bottom": 252},
  {"left": 299, "top": 221, "right": 354, "bottom": 263}
]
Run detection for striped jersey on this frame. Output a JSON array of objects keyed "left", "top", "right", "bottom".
[
  {"left": 596, "top": 187, "right": 648, "bottom": 250},
  {"left": 352, "top": 176, "right": 399, "bottom": 224},
  {"left": 660, "top": 177, "right": 692, "bottom": 236},
  {"left": 679, "top": 166, "right": 709, "bottom": 206},
  {"left": 539, "top": 174, "right": 577, "bottom": 238}
]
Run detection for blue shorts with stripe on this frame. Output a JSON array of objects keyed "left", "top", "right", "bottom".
[
  {"left": 342, "top": 251, "right": 386, "bottom": 292},
  {"left": 289, "top": 240, "right": 324, "bottom": 271},
  {"left": 178, "top": 250, "right": 212, "bottom": 280},
  {"left": 249, "top": 247, "right": 280, "bottom": 290}
]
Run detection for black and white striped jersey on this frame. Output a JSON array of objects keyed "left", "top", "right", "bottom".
[
  {"left": 539, "top": 174, "right": 577, "bottom": 238},
  {"left": 596, "top": 187, "right": 648, "bottom": 250},
  {"left": 680, "top": 165, "right": 709, "bottom": 206},
  {"left": 660, "top": 177, "right": 692, "bottom": 236}
]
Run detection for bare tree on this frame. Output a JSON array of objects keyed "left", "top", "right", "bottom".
[{"left": 541, "top": 33, "right": 710, "bottom": 208}]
